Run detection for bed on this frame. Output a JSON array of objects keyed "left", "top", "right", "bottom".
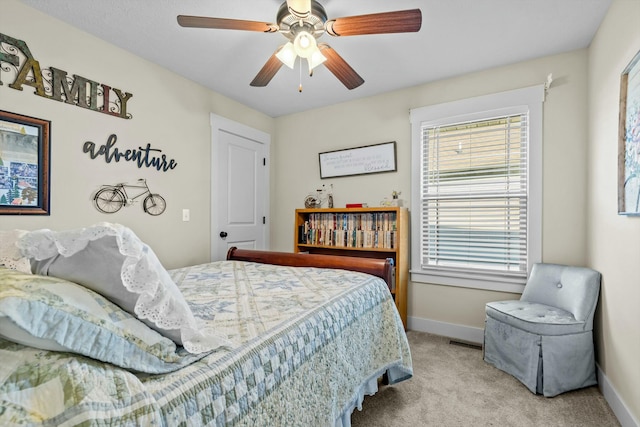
[{"left": 0, "top": 223, "right": 412, "bottom": 426}]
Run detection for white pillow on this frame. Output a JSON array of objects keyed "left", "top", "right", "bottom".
[{"left": 17, "top": 222, "right": 231, "bottom": 354}]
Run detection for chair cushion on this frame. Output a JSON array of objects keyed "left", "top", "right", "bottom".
[
  {"left": 521, "top": 263, "right": 600, "bottom": 323},
  {"left": 486, "top": 300, "right": 588, "bottom": 335}
]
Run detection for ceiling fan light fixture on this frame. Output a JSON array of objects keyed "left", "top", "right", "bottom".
[
  {"left": 308, "top": 48, "right": 326, "bottom": 73},
  {"left": 276, "top": 42, "right": 297, "bottom": 69},
  {"left": 293, "top": 31, "right": 317, "bottom": 58}
]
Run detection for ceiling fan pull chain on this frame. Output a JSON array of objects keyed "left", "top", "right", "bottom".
[{"left": 299, "top": 58, "right": 303, "bottom": 93}]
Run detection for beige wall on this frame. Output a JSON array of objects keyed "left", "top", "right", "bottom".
[
  {"left": 588, "top": 0, "right": 640, "bottom": 422},
  {"left": 3, "top": 0, "right": 638, "bottom": 423},
  {"left": 273, "top": 49, "right": 590, "bottom": 328},
  {"left": 1, "top": 0, "right": 274, "bottom": 269}
]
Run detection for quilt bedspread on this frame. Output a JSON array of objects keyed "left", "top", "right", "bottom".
[{"left": 0, "top": 260, "right": 412, "bottom": 426}]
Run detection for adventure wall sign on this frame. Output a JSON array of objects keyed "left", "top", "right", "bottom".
[
  {"left": 0, "top": 33, "right": 133, "bottom": 119},
  {"left": 83, "top": 134, "right": 178, "bottom": 172}
]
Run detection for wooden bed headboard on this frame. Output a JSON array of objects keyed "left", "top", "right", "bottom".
[{"left": 226, "top": 247, "right": 394, "bottom": 291}]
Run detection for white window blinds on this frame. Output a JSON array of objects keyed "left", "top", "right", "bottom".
[{"left": 420, "top": 113, "right": 528, "bottom": 278}]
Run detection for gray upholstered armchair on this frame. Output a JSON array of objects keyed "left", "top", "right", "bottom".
[{"left": 483, "top": 263, "right": 601, "bottom": 397}]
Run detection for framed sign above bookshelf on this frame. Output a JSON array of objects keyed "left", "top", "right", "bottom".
[{"left": 319, "top": 141, "right": 396, "bottom": 179}]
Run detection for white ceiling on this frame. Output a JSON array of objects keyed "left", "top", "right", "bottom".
[{"left": 19, "top": 0, "right": 611, "bottom": 118}]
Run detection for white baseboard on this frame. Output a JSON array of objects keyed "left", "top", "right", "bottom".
[
  {"left": 407, "top": 316, "right": 484, "bottom": 344},
  {"left": 408, "top": 316, "right": 638, "bottom": 427},
  {"left": 597, "top": 363, "right": 639, "bottom": 427}
]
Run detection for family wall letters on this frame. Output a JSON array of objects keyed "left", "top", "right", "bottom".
[{"left": 0, "top": 33, "right": 133, "bottom": 119}]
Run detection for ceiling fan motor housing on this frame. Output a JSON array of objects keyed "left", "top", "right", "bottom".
[{"left": 277, "top": 0, "right": 327, "bottom": 41}]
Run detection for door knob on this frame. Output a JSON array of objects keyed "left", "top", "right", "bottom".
[{"left": 219, "top": 231, "right": 228, "bottom": 239}]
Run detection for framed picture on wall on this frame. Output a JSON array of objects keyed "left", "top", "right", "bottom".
[
  {"left": 319, "top": 141, "right": 397, "bottom": 179},
  {"left": 0, "top": 110, "right": 51, "bottom": 215},
  {"left": 618, "top": 49, "right": 640, "bottom": 216}
]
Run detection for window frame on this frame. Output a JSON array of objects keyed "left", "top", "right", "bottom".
[{"left": 410, "top": 85, "right": 544, "bottom": 293}]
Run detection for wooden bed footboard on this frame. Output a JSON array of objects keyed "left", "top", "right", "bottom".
[{"left": 226, "top": 247, "right": 394, "bottom": 291}]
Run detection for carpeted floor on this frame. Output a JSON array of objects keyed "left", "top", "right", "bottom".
[{"left": 351, "top": 331, "right": 620, "bottom": 427}]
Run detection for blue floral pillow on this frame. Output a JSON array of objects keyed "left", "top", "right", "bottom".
[{"left": 0, "top": 268, "right": 211, "bottom": 373}]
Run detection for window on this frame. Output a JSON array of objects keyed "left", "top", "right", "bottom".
[{"left": 410, "top": 86, "right": 543, "bottom": 293}]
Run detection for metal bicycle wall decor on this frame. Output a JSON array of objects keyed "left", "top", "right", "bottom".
[{"left": 93, "top": 179, "right": 166, "bottom": 215}]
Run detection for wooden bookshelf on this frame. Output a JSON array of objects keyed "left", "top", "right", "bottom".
[{"left": 294, "top": 207, "right": 409, "bottom": 328}]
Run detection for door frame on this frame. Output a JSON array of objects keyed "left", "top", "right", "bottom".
[{"left": 210, "top": 113, "right": 270, "bottom": 261}]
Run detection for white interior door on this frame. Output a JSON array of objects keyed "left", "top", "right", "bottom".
[{"left": 211, "top": 114, "right": 270, "bottom": 261}]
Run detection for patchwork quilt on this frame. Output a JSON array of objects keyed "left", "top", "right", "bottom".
[{"left": 0, "top": 260, "right": 412, "bottom": 426}]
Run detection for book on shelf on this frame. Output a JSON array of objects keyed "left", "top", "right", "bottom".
[
  {"left": 297, "top": 225, "right": 307, "bottom": 243},
  {"left": 345, "top": 203, "right": 368, "bottom": 208}
]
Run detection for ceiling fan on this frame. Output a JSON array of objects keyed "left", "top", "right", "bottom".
[{"left": 177, "top": 0, "right": 422, "bottom": 90}]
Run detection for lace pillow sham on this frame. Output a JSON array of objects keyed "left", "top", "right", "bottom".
[
  {"left": 17, "top": 222, "right": 231, "bottom": 354},
  {"left": 0, "top": 230, "right": 31, "bottom": 274}
]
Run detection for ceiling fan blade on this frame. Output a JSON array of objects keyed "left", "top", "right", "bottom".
[
  {"left": 286, "top": 0, "right": 312, "bottom": 19},
  {"left": 325, "top": 9, "right": 422, "bottom": 36},
  {"left": 250, "top": 50, "right": 284, "bottom": 87},
  {"left": 318, "top": 44, "right": 364, "bottom": 90},
  {"left": 177, "top": 15, "right": 278, "bottom": 33}
]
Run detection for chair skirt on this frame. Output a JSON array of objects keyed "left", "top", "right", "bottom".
[{"left": 483, "top": 316, "right": 597, "bottom": 397}]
